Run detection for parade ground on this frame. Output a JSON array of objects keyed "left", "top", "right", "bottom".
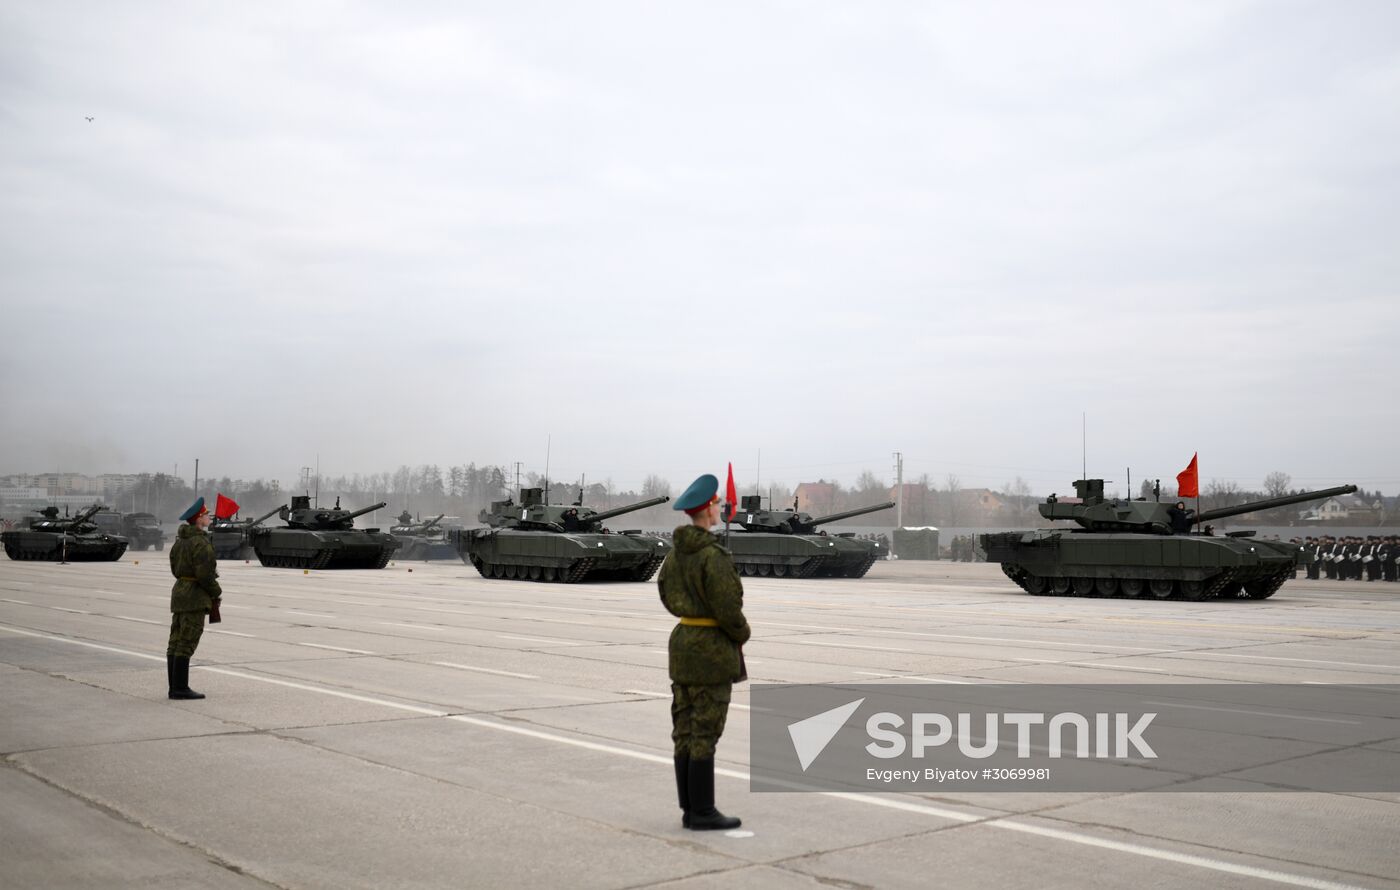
[{"left": 1, "top": 556, "right": 1397, "bottom": 890}]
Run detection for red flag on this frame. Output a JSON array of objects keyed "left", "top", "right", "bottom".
[
  {"left": 725, "top": 462, "right": 738, "bottom": 522},
  {"left": 1176, "top": 454, "right": 1199, "bottom": 499},
  {"left": 214, "top": 493, "right": 240, "bottom": 520}
]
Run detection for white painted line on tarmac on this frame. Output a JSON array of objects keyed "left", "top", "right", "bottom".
[
  {"left": 622, "top": 689, "right": 751, "bottom": 711},
  {"left": 797, "top": 640, "right": 914, "bottom": 653},
  {"left": 850, "top": 671, "right": 971, "bottom": 684},
  {"left": 434, "top": 662, "right": 540, "bottom": 680},
  {"left": 1067, "top": 662, "right": 1167, "bottom": 673},
  {"left": 1191, "top": 652, "right": 1400, "bottom": 672},
  {"left": 302, "top": 643, "right": 376, "bottom": 655},
  {"left": 288, "top": 611, "right": 335, "bottom": 619},
  {"left": 647, "top": 649, "right": 669, "bottom": 655},
  {"left": 0, "top": 621, "right": 1370, "bottom": 890},
  {"left": 209, "top": 630, "right": 255, "bottom": 638},
  {"left": 1, "top": 598, "right": 33, "bottom": 605},
  {"left": 497, "top": 634, "right": 582, "bottom": 646},
  {"left": 760, "top": 620, "right": 1161, "bottom": 651},
  {"left": 382, "top": 622, "right": 455, "bottom": 633},
  {"left": 1141, "top": 701, "right": 1361, "bottom": 725},
  {"left": 115, "top": 616, "right": 164, "bottom": 625},
  {"left": 52, "top": 607, "right": 91, "bottom": 614}
]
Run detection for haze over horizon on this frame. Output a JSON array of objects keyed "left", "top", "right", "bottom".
[{"left": 3, "top": 2, "right": 1397, "bottom": 498}]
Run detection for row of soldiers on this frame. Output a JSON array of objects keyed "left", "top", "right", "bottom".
[
  {"left": 1301, "top": 536, "right": 1400, "bottom": 582},
  {"left": 948, "top": 535, "right": 979, "bottom": 561}
]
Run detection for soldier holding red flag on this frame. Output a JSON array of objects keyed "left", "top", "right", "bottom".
[{"left": 165, "top": 497, "right": 222, "bottom": 700}]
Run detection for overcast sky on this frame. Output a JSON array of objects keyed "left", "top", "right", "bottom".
[{"left": 2, "top": 1, "right": 1397, "bottom": 498}]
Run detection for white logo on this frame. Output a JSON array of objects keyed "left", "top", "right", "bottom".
[{"left": 787, "top": 698, "right": 864, "bottom": 771}]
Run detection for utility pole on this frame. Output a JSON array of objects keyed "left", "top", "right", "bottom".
[{"left": 892, "top": 451, "right": 904, "bottom": 557}]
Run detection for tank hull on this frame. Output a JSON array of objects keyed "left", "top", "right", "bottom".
[
  {"left": 389, "top": 534, "right": 458, "bottom": 561},
  {"left": 725, "top": 532, "right": 884, "bottom": 578},
  {"left": 211, "top": 528, "right": 255, "bottom": 560},
  {"left": 250, "top": 528, "right": 401, "bottom": 569},
  {"left": 453, "top": 528, "right": 672, "bottom": 582},
  {"left": 980, "top": 530, "right": 1303, "bottom": 600},
  {"left": 2, "top": 531, "right": 128, "bottom": 561}
]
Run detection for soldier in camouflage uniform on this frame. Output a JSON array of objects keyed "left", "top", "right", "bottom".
[
  {"left": 658, "top": 473, "right": 750, "bottom": 831},
  {"left": 167, "top": 497, "right": 222, "bottom": 700}
]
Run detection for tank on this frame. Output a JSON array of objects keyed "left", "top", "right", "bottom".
[
  {"left": 452, "top": 488, "right": 673, "bottom": 582},
  {"left": 388, "top": 511, "right": 456, "bottom": 560},
  {"left": 724, "top": 496, "right": 896, "bottom": 578},
  {"left": 249, "top": 496, "right": 400, "bottom": 569},
  {"left": 210, "top": 505, "right": 284, "bottom": 560},
  {"left": 980, "top": 479, "right": 1359, "bottom": 601},
  {"left": 2, "top": 504, "right": 129, "bottom": 561}
]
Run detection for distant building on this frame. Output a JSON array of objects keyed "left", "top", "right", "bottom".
[{"left": 794, "top": 481, "right": 838, "bottom": 515}]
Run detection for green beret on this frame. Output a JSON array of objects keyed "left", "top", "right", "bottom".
[{"left": 673, "top": 474, "right": 719, "bottom": 512}]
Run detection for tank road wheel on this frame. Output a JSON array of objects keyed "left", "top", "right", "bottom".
[
  {"left": 1120, "top": 578, "right": 1145, "bottom": 598},
  {"left": 490, "top": 563, "right": 504, "bottom": 579},
  {"left": 1023, "top": 574, "right": 1049, "bottom": 596},
  {"left": 1149, "top": 579, "right": 1176, "bottom": 599},
  {"left": 773, "top": 565, "right": 788, "bottom": 577},
  {"left": 758, "top": 564, "right": 772, "bottom": 577},
  {"left": 1072, "top": 577, "right": 1097, "bottom": 596},
  {"left": 1095, "top": 578, "right": 1120, "bottom": 597},
  {"left": 1179, "top": 579, "right": 1208, "bottom": 601},
  {"left": 528, "top": 566, "right": 542, "bottom": 581},
  {"left": 541, "top": 566, "right": 557, "bottom": 582},
  {"left": 1049, "top": 577, "right": 1071, "bottom": 596}
]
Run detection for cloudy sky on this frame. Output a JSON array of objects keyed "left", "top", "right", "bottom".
[{"left": 2, "top": 1, "right": 1397, "bottom": 497}]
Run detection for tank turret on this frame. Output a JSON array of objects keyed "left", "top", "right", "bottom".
[
  {"left": 731, "top": 496, "right": 895, "bottom": 535},
  {"left": 480, "top": 488, "right": 670, "bottom": 531},
  {"left": 1038, "top": 479, "right": 1357, "bottom": 534},
  {"left": 3, "top": 502, "right": 128, "bottom": 561},
  {"left": 279, "top": 496, "right": 388, "bottom": 531}
]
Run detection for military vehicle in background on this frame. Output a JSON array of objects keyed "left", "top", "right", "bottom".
[
  {"left": 388, "top": 511, "right": 456, "bottom": 560},
  {"left": 119, "top": 512, "right": 166, "bottom": 551},
  {"left": 250, "top": 496, "right": 400, "bottom": 569},
  {"left": 980, "top": 479, "right": 1358, "bottom": 601},
  {"left": 453, "top": 488, "right": 672, "bottom": 582},
  {"left": 210, "top": 505, "right": 285, "bottom": 560},
  {"left": 724, "top": 496, "right": 895, "bottom": 578},
  {"left": 2, "top": 504, "right": 129, "bottom": 561}
]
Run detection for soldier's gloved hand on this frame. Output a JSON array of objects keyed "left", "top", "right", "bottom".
[{"left": 209, "top": 599, "right": 222, "bottom": 624}]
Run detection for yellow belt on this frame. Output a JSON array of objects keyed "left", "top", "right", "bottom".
[{"left": 678, "top": 616, "right": 719, "bottom": 627}]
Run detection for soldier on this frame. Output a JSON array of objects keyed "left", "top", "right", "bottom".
[
  {"left": 1321, "top": 537, "right": 1338, "bottom": 580},
  {"left": 657, "top": 473, "right": 750, "bottom": 831},
  {"left": 1166, "top": 502, "right": 1194, "bottom": 534},
  {"left": 1385, "top": 536, "right": 1399, "bottom": 583},
  {"left": 1304, "top": 537, "right": 1321, "bottom": 580},
  {"left": 167, "top": 497, "right": 222, "bottom": 700}
]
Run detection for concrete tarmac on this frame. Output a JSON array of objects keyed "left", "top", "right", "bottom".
[{"left": 2, "top": 556, "right": 1398, "bottom": 889}]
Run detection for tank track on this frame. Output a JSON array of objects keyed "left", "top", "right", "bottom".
[
  {"left": 630, "top": 555, "right": 665, "bottom": 582},
  {"left": 839, "top": 554, "right": 879, "bottom": 578},
  {"left": 3, "top": 541, "right": 126, "bottom": 561},
  {"left": 736, "top": 557, "right": 829, "bottom": 578},
  {"left": 1001, "top": 564, "right": 1272, "bottom": 601},
  {"left": 472, "top": 557, "right": 601, "bottom": 583}
]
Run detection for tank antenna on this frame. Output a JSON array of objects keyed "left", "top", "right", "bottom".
[
  {"left": 1081, "top": 412, "right": 1087, "bottom": 480},
  {"left": 543, "top": 435, "right": 551, "bottom": 505}
]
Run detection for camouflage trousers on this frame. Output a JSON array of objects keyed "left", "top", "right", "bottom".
[
  {"left": 671, "top": 683, "right": 731, "bottom": 759},
  {"left": 166, "top": 611, "right": 205, "bottom": 659}
]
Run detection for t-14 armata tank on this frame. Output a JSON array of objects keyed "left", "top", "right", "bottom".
[
  {"left": 2, "top": 504, "right": 129, "bottom": 561},
  {"left": 211, "top": 505, "right": 285, "bottom": 560},
  {"left": 250, "top": 496, "right": 400, "bottom": 569},
  {"left": 453, "top": 488, "right": 672, "bottom": 582},
  {"left": 724, "top": 496, "right": 895, "bottom": 578},
  {"left": 388, "top": 511, "right": 456, "bottom": 560},
  {"left": 980, "top": 480, "right": 1358, "bottom": 601}
]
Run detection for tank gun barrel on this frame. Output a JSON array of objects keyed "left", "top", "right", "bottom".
[
  {"left": 807, "top": 501, "right": 896, "bottom": 526},
  {"left": 71, "top": 503, "right": 104, "bottom": 524},
  {"left": 422, "top": 513, "right": 446, "bottom": 529},
  {"left": 1195, "top": 485, "right": 1357, "bottom": 523},
  {"left": 585, "top": 496, "right": 670, "bottom": 525},
  {"left": 252, "top": 505, "right": 285, "bottom": 526},
  {"left": 343, "top": 502, "right": 388, "bottom": 522}
]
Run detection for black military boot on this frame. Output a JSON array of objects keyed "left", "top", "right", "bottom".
[
  {"left": 674, "top": 754, "right": 691, "bottom": 828},
  {"left": 686, "top": 758, "right": 740, "bottom": 831},
  {"left": 169, "top": 657, "right": 205, "bottom": 700},
  {"left": 166, "top": 654, "right": 175, "bottom": 697}
]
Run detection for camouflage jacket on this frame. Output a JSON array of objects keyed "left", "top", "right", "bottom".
[
  {"left": 658, "top": 525, "right": 750, "bottom": 684},
  {"left": 169, "top": 524, "right": 221, "bottom": 613}
]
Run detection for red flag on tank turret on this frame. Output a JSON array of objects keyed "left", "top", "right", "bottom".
[
  {"left": 1176, "top": 454, "right": 1199, "bottom": 499},
  {"left": 214, "top": 493, "right": 240, "bottom": 520},
  {"left": 725, "top": 463, "right": 738, "bottom": 522}
]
